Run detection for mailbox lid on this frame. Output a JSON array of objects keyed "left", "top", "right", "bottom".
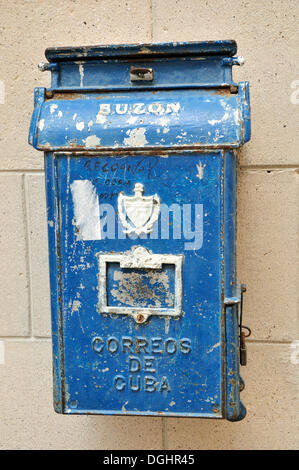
[
  {"left": 44, "top": 40, "right": 238, "bottom": 91},
  {"left": 29, "top": 84, "right": 250, "bottom": 151},
  {"left": 45, "top": 40, "right": 237, "bottom": 61},
  {"left": 45, "top": 150, "right": 238, "bottom": 418}
]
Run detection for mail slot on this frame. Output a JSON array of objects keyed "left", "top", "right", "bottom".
[{"left": 28, "top": 41, "right": 251, "bottom": 420}]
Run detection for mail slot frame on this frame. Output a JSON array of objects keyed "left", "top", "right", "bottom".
[{"left": 97, "top": 246, "right": 184, "bottom": 323}]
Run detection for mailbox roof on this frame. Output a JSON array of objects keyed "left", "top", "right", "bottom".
[{"left": 45, "top": 40, "right": 237, "bottom": 62}]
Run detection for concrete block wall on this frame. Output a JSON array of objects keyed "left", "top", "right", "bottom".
[{"left": 0, "top": 0, "right": 298, "bottom": 449}]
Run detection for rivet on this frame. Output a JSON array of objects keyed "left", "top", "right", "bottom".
[{"left": 136, "top": 314, "right": 145, "bottom": 323}]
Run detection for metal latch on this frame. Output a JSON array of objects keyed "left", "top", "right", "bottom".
[
  {"left": 130, "top": 66, "right": 154, "bottom": 82},
  {"left": 224, "top": 283, "right": 251, "bottom": 366}
]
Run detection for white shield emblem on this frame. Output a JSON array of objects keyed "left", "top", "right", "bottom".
[{"left": 118, "top": 183, "right": 160, "bottom": 236}]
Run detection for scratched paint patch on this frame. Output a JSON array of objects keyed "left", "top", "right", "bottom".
[{"left": 107, "top": 263, "right": 175, "bottom": 308}]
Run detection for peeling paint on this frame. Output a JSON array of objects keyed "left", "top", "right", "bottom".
[
  {"left": 82, "top": 135, "right": 101, "bottom": 147},
  {"left": 79, "top": 64, "right": 84, "bottom": 87},
  {"left": 38, "top": 119, "right": 45, "bottom": 131},
  {"left": 158, "top": 117, "right": 170, "bottom": 127},
  {"left": 124, "top": 128, "right": 148, "bottom": 147},
  {"left": 207, "top": 342, "right": 221, "bottom": 354},
  {"left": 122, "top": 401, "right": 129, "bottom": 412},
  {"left": 70, "top": 180, "right": 101, "bottom": 240},
  {"left": 208, "top": 113, "right": 228, "bottom": 126},
  {"left": 96, "top": 112, "right": 107, "bottom": 125},
  {"left": 164, "top": 317, "right": 170, "bottom": 334},
  {"left": 127, "top": 115, "right": 138, "bottom": 125},
  {"left": 50, "top": 104, "right": 58, "bottom": 114},
  {"left": 70, "top": 299, "right": 81, "bottom": 315},
  {"left": 76, "top": 121, "right": 85, "bottom": 131},
  {"left": 234, "top": 108, "right": 240, "bottom": 125},
  {"left": 196, "top": 162, "right": 204, "bottom": 180}
]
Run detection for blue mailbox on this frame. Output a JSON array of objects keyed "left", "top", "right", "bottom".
[{"left": 29, "top": 41, "right": 250, "bottom": 421}]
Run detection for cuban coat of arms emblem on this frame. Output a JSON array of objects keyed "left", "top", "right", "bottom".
[{"left": 118, "top": 183, "right": 160, "bottom": 236}]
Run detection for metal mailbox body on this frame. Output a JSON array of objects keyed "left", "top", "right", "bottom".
[{"left": 29, "top": 41, "right": 250, "bottom": 421}]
